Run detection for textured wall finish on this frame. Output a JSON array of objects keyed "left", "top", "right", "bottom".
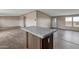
[{"left": 0, "top": 16, "right": 19, "bottom": 27}]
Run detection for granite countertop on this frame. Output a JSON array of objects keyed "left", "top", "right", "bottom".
[{"left": 21, "top": 26, "right": 57, "bottom": 39}]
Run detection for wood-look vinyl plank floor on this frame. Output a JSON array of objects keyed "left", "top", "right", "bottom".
[
  {"left": 53, "top": 30, "right": 79, "bottom": 49},
  {"left": 0, "top": 28, "right": 79, "bottom": 49},
  {"left": 0, "top": 28, "right": 26, "bottom": 49}
]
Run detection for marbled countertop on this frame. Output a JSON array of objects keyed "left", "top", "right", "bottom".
[{"left": 21, "top": 26, "right": 57, "bottom": 39}]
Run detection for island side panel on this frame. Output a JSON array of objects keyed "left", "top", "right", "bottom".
[
  {"left": 27, "top": 32, "right": 53, "bottom": 49},
  {"left": 28, "top": 33, "right": 42, "bottom": 49}
]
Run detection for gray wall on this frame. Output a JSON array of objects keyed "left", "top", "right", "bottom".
[
  {"left": 37, "top": 11, "right": 51, "bottom": 28},
  {"left": 19, "top": 11, "right": 51, "bottom": 28},
  {"left": 19, "top": 16, "right": 24, "bottom": 27},
  {"left": 0, "top": 16, "right": 19, "bottom": 27}
]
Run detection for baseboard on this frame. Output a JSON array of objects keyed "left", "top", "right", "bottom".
[
  {"left": 58, "top": 28, "right": 79, "bottom": 32},
  {"left": 0, "top": 26, "right": 20, "bottom": 31},
  {"left": 51, "top": 27, "right": 79, "bottom": 32}
]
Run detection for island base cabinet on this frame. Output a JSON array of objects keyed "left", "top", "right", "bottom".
[
  {"left": 27, "top": 33, "right": 53, "bottom": 49},
  {"left": 27, "top": 33, "right": 41, "bottom": 49},
  {"left": 42, "top": 34, "right": 53, "bottom": 49}
]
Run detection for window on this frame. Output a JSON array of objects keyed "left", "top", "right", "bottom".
[
  {"left": 65, "top": 17, "right": 72, "bottom": 26},
  {"left": 73, "top": 17, "right": 79, "bottom": 27},
  {"left": 52, "top": 18, "right": 57, "bottom": 27}
]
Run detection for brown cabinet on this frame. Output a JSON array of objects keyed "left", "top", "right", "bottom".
[
  {"left": 27, "top": 33, "right": 42, "bottom": 49},
  {"left": 26, "top": 32, "right": 53, "bottom": 49}
]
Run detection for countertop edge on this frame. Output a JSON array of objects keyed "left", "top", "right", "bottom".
[
  {"left": 21, "top": 28, "right": 44, "bottom": 39},
  {"left": 21, "top": 27, "right": 56, "bottom": 39}
]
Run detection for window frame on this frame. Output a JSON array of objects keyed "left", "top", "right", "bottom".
[
  {"left": 52, "top": 17, "right": 57, "bottom": 27},
  {"left": 73, "top": 16, "right": 79, "bottom": 27},
  {"left": 65, "top": 17, "right": 73, "bottom": 27},
  {"left": 65, "top": 16, "right": 79, "bottom": 27}
]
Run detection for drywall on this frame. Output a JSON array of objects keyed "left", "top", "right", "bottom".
[
  {"left": 19, "top": 16, "right": 24, "bottom": 27},
  {"left": 19, "top": 11, "right": 37, "bottom": 27},
  {"left": 25, "top": 11, "right": 37, "bottom": 27},
  {"left": 57, "top": 16, "right": 65, "bottom": 29},
  {"left": 0, "top": 16, "right": 19, "bottom": 27},
  {"left": 37, "top": 11, "right": 51, "bottom": 28},
  {"left": 19, "top": 12, "right": 36, "bottom": 27},
  {"left": 19, "top": 11, "right": 51, "bottom": 28}
]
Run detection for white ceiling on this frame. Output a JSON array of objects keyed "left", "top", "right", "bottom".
[
  {"left": 0, "top": 9, "right": 34, "bottom": 16},
  {"left": 0, "top": 9, "right": 79, "bottom": 16},
  {"left": 39, "top": 9, "right": 79, "bottom": 16}
]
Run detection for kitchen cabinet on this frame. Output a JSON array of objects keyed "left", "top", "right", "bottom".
[{"left": 21, "top": 26, "right": 56, "bottom": 49}]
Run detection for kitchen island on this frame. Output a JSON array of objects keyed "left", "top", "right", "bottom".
[{"left": 21, "top": 26, "right": 56, "bottom": 49}]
